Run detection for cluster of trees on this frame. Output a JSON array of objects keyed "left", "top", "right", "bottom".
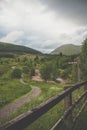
[
  {"left": 0, "top": 55, "right": 37, "bottom": 79},
  {"left": 40, "top": 55, "right": 76, "bottom": 82},
  {"left": 0, "top": 53, "right": 15, "bottom": 58},
  {"left": 80, "top": 38, "right": 87, "bottom": 80},
  {"left": 40, "top": 62, "right": 58, "bottom": 81},
  {"left": 11, "top": 56, "right": 36, "bottom": 79}
]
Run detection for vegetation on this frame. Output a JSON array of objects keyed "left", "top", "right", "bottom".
[
  {"left": 0, "top": 39, "right": 87, "bottom": 129},
  {"left": 1, "top": 78, "right": 63, "bottom": 126},
  {"left": 80, "top": 38, "right": 87, "bottom": 80},
  {"left": 0, "top": 78, "right": 31, "bottom": 108},
  {"left": 0, "top": 64, "right": 11, "bottom": 76},
  {"left": 11, "top": 68, "right": 22, "bottom": 78},
  {"left": 0, "top": 42, "right": 42, "bottom": 55},
  {"left": 40, "top": 61, "right": 58, "bottom": 81},
  {"left": 40, "top": 54, "right": 78, "bottom": 83},
  {"left": 25, "top": 101, "right": 64, "bottom": 130},
  {"left": 2, "top": 78, "right": 84, "bottom": 130},
  {"left": 74, "top": 105, "right": 87, "bottom": 130}
]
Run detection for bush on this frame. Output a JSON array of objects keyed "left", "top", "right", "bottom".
[
  {"left": 11, "top": 68, "right": 22, "bottom": 78},
  {"left": 23, "top": 66, "right": 30, "bottom": 74},
  {"left": 30, "top": 67, "right": 35, "bottom": 77}
]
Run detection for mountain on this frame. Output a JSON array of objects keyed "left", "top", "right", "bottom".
[
  {"left": 51, "top": 44, "right": 81, "bottom": 55},
  {"left": 0, "top": 42, "right": 42, "bottom": 55}
]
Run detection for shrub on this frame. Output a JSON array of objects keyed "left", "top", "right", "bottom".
[{"left": 11, "top": 68, "right": 22, "bottom": 78}]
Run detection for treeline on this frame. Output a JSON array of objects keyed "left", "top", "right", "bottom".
[
  {"left": 0, "top": 53, "right": 15, "bottom": 58},
  {"left": 80, "top": 38, "right": 87, "bottom": 80}
]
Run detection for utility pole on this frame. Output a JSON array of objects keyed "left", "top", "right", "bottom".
[{"left": 68, "top": 59, "right": 80, "bottom": 83}]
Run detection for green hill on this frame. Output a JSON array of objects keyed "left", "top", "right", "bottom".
[
  {"left": 51, "top": 44, "right": 81, "bottom": 55},
  {"left": 0, "top": 42, "right": 42, "bottom": 55}
]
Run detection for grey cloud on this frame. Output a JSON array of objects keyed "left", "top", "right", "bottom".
[
  {"left": 0, "top": 0, "right": 87, "bottom": 53},
  {"left": 40, "top": 0, "right": 87, "bottom": 26}
]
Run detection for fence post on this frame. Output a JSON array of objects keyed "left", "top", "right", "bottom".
[
  {"left": 64, "top": 86, "right": 72, "bottom": 110},
  {"left": 64, "top": 86, "right": 73, "bottom": 129}
]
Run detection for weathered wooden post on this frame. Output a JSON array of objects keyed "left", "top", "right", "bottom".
[
  {"left": 68, "top": 59, "right": 81, "bottom": 83},
  {"left": 64, "top": 86, "right": 73, "bottom": 129},
  {"left": 64, "top": 86, "right": 72, "bottom": 110},
  {"left": 77, "top": 59, "right": 80, "bottom": 83}
]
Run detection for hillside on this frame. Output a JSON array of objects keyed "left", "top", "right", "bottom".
[
  {"left": 51, "top": 44, "right": 81, "bottom": 55},
  {"left": 0, "top": 42, "right": 42, "bottom": 55}
]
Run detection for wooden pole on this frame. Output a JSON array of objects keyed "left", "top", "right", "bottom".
[
  {"left": 64, "top": 86, "right": 73, "bottom": 128},
  {"left": 77, "top": 60, "right": 80, "bottom": 83},
  {"left": 68, "top": 59, "right": 81, "bottom": 83}
]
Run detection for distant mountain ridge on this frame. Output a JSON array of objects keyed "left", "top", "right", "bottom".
[
  {"left": 0, "top": 42, "right": 42, "bottom": 54},
  {"left": 51, "top": 44, "right": 81, "bottom": 55}
]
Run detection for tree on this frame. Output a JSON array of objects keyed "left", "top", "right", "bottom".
[
  {"left": 34, "top": 56, "right": 39, "bottom": 63},
  {"left": 23, "top": 66, "right": 30, "bottom": 74},
  {"left": 80, "top": 38, "right": 87, "bottom": 80},
  {"left": 29, "top": 67, "right": 35, "bottom": 78},
  {"left": 40, "top": 63, "right": 51, "bottom": 81},
  {"left": 51, "top": 63, "right": 58, "bottom": 80},
  {"left": 40, "top": 62, "right": 58, "bottom": 81},
  {"left": 11, "top": 68, "right": 22, "bottom": 78}
]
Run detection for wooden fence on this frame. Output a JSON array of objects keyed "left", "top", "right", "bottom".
[{"left": 0, "top": 81, "right": 87, "bottom": 130}]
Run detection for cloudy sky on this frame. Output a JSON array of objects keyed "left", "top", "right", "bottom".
[{"left": 0, "top": 0, "right": 87, "bottom": 53}]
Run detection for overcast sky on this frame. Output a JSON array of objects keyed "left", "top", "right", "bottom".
[{"left": 0, "top": 0, "right": 87, "bottom": 53}]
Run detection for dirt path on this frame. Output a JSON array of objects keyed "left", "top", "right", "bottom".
[
  {"left": 32, "top": 69, "right": 43, "bottom": 82},
  {"left": 0, "top": 79, "right": 41, "bottom": 122}
]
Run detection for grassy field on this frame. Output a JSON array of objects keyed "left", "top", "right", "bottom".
[
  {"left": 0, "top": 78, "right": 31, "bottom": 109},
  {"left": 1, "top": 74, "right": 85, "bottom": 130},
  {"left": 1, "top": 77, "right": 64, "bottom": 126}
]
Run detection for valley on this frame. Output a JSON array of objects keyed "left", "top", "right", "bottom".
[{"left": 0, "top": 40, "right": 87, "bottom": 130}]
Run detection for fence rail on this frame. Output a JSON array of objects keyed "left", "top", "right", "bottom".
[{"left": 1, "top": 81, "right": 87, "bottom": 130}]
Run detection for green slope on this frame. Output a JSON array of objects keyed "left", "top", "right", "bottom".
[
  {"left": 0, "top": 42, "right": 42, "bottom": 54},
  {"left": 51, "top": 44, "right": 81, "bottom": 55}
]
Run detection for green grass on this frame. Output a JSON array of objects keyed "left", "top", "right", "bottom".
[
  {"left": 25, "top": 101, "right": 64, "bottom": 130},
  {"left": 74, "top": 105, "right": 87, "bottom": 130},
  {"left": 1, "top": 75, "right": 86, "bottom": 130},
  {"left": 0, "top": 79, "right": 31, "bottom": 108},
  {"left": 1, "top": 78, "right": 64, "bottom": 125},
  {"left": 0, "top": 64, "right": 11, "bottom": 76},
  {"left": 72, "top": 87, "right": 84, "bottom": 102}
]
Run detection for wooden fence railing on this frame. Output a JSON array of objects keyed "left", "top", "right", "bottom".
[{"left": 0, "top": 81, "right": 87, "bottom": 130}]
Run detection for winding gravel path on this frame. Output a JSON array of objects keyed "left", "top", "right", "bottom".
[{"left": 0, "top": 79, "right": 41, "bottom": 122}]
